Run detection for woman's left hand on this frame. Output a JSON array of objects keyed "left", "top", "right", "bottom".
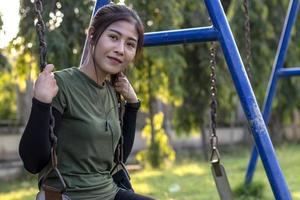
[{"left": 114, "top": 72, "right": 138, "bottom": 103}]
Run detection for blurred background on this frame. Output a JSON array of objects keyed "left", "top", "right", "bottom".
[{"left": 0, "top": 0, "right": 300, "bottom": 199}]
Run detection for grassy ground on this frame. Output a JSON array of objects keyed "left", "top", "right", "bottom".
[{"left": 1, "top": 143, "right": 300, "bottom": 200}]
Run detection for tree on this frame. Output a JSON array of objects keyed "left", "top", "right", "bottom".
[
  {"left": 18, "top": 0, "right": 94, "bottom": 69},
  {"left": 0, "top": 11, "right": 16, "bottom": 120},
  {"left": 129, "top": 0, "right": 185, "bottom": 167},
  {"left": 0, "top": 12, "right": 6, "bottom": 68},
  {"left": 9, "top": 0, "right": 300, "bottom": 145},
  {"left": 172, "top": 1, "right": 238, "bottom": 135},
  {"left": 174, "top": 0, "right": 300, "bottom": 136},
  {"left": 228, "top": 0, "right": 300, "bottom": 140},
  {"left": 0, "top": 12, "right": 3, "bottom": 31}
]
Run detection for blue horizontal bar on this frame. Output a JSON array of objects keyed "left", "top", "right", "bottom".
[
  {"left": 277, "top": 67, "right": 300, "bottom": 77},
  {"left": 144, "top": 26, "right": 218, "bottom": 47}
]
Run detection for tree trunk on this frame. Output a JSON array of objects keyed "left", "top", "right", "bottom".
[{"left": 16, "top": 71, "right": 33, "bottom": 126}]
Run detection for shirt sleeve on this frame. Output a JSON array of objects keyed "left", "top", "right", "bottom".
[
  {"left": 122, "top": 100, "right": 141, "bottom": 163},
  {"left": 19, "top": 98, "right": 62, "bottom": 174},
  {"left": 52, "top": 73, "right": 67, "bottom": 114}
]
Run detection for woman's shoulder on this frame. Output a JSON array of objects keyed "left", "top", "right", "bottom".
[
  {"left": 54, "top": 67, "right": 78, "bottom": 79},
  {"left": 53, "top": 67, "right": 80, "bottom": 91},
  {"left": 54, "top": 67, "right": 81, "bottom": 84}
]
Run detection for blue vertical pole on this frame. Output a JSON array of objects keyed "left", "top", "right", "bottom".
[
  {"left": 245, "top": 0, "right": 300, "bottom": 185},
  {"left": 204, "top": 0, "right": 292, "bottom": 199}
]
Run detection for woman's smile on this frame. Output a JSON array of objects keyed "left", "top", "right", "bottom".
[{"left": 107, "top": 56, "right": 123, "bottom": 65}]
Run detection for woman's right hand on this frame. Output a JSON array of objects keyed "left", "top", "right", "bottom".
[{"left": 33, "top": 64, "right": 59, "bottom": 103}]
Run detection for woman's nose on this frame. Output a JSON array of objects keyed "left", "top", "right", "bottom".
[{"left": 114, "top": 42, "right": 125, "bottom": 55}]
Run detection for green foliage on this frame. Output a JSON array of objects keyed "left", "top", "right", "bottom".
[
  {"left": 129, "top": 0, "right": 184, "bottom": 167},
  {"left": 14, "top": 0, "right": 300, "bottom": 133},
  {"left": 233, "top": 181, "right": 265, "bottom": 199},
  {"left": 6, "top": 37, "right": 37, "bottom": 92},
  {"left": 18, "top": 0, "right": 94, "bottom": 69},
  {"left": 0, "top": 12, "right": 9, "bottom": 70},
  {"left": 228, "top": 0, "right": 300, "bottom": 128},
  {"left": 228, "top": 0, "right": 277, "bottom": 105},
  {"left": 0, "top": 12, "right": 15, "bottom": 119},
  {"left": 136, "top": 112, "right": 176, "bottom": 168},
  {"left": 277, "top": 0, "right": 300, "bottom": 124},
  {"left": 0, "top": 70, "right": 16, "bottom": 119},
  {"left": 0, "top": 53, "right": 9, "bottom": 70},
  {"left": 0, "top": 11, "right": 3, "bottom": 31},
  {"left": 129, "top": 0, "right": 185, "bottom": 110},
  {"left": 176, "top": 0, "right": 300, "bottom": 134},
  {"left": 5, "top": 0, "right": 300, "bottom": 137},
  {"left": 2, "top": 0, "right": 95, "bottom": 121},
  {"left": 174, "top": 1, "right": 238, "bottom": 132}
]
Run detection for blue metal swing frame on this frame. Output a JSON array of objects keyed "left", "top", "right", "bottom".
[
  {"left": 85, "top": 0, "right": 294, "bottom": 199},
  {"left": 245, "top": 0, "right": 300, "bottom": 189}
]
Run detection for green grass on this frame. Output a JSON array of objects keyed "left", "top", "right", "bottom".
[{"left": 1, "top": 143, "right": 300, "bottom": 200}]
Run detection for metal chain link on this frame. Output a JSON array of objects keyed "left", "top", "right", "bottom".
[
  {"left": 207, "top": 17, "right": 233, "bottom": 200},
  {"left": 209, "top": 41, "right": 221, "bottom": 163},
  {"left": 34, "top": 0, "right": 58, "bottom": 168},
  {"left": 34, "top": 0, "right": 47, "bottom": 71},
  {"left": 242, "top": 0, "right": 252, "bottom": 81}
]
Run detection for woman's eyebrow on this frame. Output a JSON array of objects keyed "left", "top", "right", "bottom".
[{"left": 108, "top": 29, "right": 138, "bottom": 42}]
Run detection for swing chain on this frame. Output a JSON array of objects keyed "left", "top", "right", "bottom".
[
  {"left": 242, "top": 0, "right": 252, "bottom": 81},
  {"left": 207, "top": 17, "right": 234, "bottom": 200},
  {"left": 209, "top": 41, "right": 221, "bottom": 163},
  {"left": 34, "top": 0, "right": 47, "bottom": 71},
  {"left": 115, "top": 93, "right": 124, "bottom": 164},
  {"left": 34, "top": 0, "right": 58, "bottom": 167}
]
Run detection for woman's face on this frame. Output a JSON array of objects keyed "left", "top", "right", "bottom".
[{"left": 92, "top": 20, "right": 138, "bottom": 75}]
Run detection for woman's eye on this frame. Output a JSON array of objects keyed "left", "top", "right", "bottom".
[
  {"left": 109, "top": 35, "right": 118, "bottom": 40},
  {"left": 127, "top": 42, "right": 136, "bottom": 49}
]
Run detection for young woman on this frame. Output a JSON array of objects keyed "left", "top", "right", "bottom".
[{"left": 19, "top": 3, "right": 154, "bottom": 200}]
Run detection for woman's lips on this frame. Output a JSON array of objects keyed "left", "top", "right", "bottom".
[{"left": 107, "top": 56, "right": 122, "bottom": 64}]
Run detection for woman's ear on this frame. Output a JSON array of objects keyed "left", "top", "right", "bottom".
[{"left": 88, "top": 26, "right": 96, "bottom": 43}]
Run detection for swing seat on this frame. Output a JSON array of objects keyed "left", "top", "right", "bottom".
[
  {"left": 36, "top": 185, "right": 71, "bottom": 200},
  {"left": 211, "top": 162, "right": 234, "bottom": 200}
]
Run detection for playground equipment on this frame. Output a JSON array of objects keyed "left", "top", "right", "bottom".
[
  {"left": 91, "top": 0, "right": 293, "bottom": 199},
  {"left": 34, "top": 0, "right": 295, "bottom": 199},
  {"left": 245, "top": 0, "right": 300, "bottom": 185}
]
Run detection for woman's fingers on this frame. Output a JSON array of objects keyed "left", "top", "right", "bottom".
[
  {"left": 33, "top": 64, "right": 58, "bottom": 103},
  {"left": 113, "top": 75, "right": 138, "bottom": 103},
  {"left": 43, "top": 64, "right": 55, "bottom": 73}
]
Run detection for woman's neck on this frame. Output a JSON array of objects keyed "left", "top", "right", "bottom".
[{"left": 79, "top": 55, "right": 107, "bottom": 85}]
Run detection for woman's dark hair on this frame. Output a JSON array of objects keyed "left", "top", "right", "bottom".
[{"left": 90, "top": 3, "right": 144, "bottom": 56}]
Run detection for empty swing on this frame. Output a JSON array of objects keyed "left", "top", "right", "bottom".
[
  {"left": 208, "top": 0, "right": 251, "bottom": 199},
  {"left": 208, "top": 40, "right": 234, "bottom": 200}
]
